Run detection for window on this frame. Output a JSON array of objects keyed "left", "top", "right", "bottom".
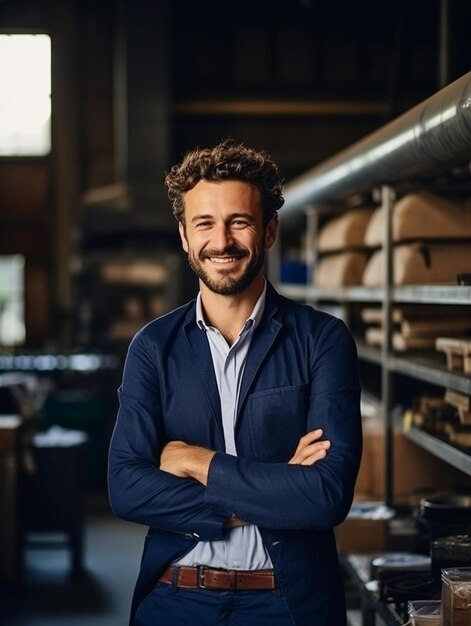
[
  {"left": 0, "top": 255, "right": 25, "bottom": 346},
  {"left": 0, "top": 34, "right": 51, "bottom": 156}
]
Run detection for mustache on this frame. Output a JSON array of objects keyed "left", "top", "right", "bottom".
[{"left": 201, "top": 245, "right": 249, "bottom": 259}]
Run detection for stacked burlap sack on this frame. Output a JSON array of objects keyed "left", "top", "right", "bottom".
[
  {"left": 362, "top": 192, "right": 471, "bottom": 286},
  {"left": 314, "top": 192, "right": 471, "bottom": 288},
  {"left": 314, "top": 192, "right": 471, "bottom": 352}
]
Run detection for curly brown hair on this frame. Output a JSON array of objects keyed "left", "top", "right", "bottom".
[{"left": 165, "top": 139, "right": 284, "bottom": 224}]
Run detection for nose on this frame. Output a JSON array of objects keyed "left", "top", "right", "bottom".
[{"left": 213, "top": 221, "right": 234, "bottom": 250}]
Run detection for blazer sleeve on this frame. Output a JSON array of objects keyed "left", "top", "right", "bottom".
[
  {"left": 108, "top": 330, "right": 227, "bottom": 541},
  {"left": 204, "top": 317, "right": 362, "bottom": 530}
]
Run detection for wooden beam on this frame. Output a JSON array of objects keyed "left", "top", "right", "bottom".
[{"left": 174, "top": 99, "right": 386, "bottom": 117}]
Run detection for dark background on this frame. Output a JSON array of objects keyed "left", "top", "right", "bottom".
[{"left": 0, "top": 0, "right": 469, "bottom": 350}]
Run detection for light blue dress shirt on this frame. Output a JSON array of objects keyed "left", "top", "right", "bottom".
[{"left": 176, "top": 281, "right": 273, "bottom": 570}]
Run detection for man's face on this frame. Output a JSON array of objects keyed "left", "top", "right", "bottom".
[{"left": 179, "top": 179, "right": 277, "bottom": 296}]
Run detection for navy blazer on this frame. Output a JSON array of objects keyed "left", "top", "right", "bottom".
[{"left": 108, "top": 282, "right": 362, "bottom": 626}]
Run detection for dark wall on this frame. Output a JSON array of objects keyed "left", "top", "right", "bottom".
[{"left": 1, "top": 0, "right": 470, "bottom": 347}]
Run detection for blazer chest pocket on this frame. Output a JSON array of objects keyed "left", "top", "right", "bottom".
[{"left": 245, "top": 383, "right": 309, "bottom": 461}]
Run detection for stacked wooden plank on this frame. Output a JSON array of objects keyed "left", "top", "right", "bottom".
[
  {"left": 436, "top": 337, "right": 471, "bottom": 374},
  {"left": 406, "top": 393, "right": 471, "bottom": 449},
  {"left": 362, "top": 306, "right": 471, "bottom": 351},
  {"left": 441, "top": 389, "right": 471, "bottom": 448},
  {"left": 445, "top": 389, "right": 471, "bottom": 425}
]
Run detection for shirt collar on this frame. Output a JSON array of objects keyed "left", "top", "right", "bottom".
[{"left": 196, "top": 279, "right": 267, "bottom": 333}]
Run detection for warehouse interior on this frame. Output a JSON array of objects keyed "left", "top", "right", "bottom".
[{"left": 0, "top": 0, "right": 471, "bottom": 624}]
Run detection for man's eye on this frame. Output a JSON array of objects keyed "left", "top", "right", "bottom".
[
  {"left": 232, "top": 220, "right": 248, "bottom": 227},
  {"left": 196, "top": 222, "right": 212, "bottom": 229}
]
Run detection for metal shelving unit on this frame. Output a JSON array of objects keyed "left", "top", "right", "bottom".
[
  {"left": 393, "top": 285, "right": 471, "bottom": 305},
  {"left": 401, "top": 425, "right": 471, "bottom": 476},
  {"left": 272, "top": 72, "right": 471, "bottom": 503},
  {"left": 341, "top": 555, "right": 403, "bottom": 626},
  {"left": 390, "top": 353, "right": 471, "bottom": 395},
  {"left": 279, "top": 284, "right": 471, "bottom": 306},
  {"left": 279, "top": 284, "right": 384, "bottom": 303},
  {"left": 355, "top": 340, "right": 382, "bottom": 366},
  {"left": 361, "top": 389, "right": 383, "bottom": 417}
]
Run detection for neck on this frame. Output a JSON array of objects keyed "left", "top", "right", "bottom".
[{"left": 200, "top": 275, "right": 265, "bottom": 345}]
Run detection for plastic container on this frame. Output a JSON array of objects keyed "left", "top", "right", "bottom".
[
  {"left": 407, "top": 600, "right": 441, "bottom": 625},
  {"left": 432, "top": 535, "right": 471, "bottom": 581},
  {"left": 441, "top": 567, "right": 471, "bottom": 626}
]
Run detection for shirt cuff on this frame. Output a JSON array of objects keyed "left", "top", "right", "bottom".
[{"left": 203, "top": 452, "right": 236, "bottom": 516}]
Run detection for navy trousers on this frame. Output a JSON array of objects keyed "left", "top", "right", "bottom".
[{"left": 134, "top": 581, "right": 295, "bottom": 626}]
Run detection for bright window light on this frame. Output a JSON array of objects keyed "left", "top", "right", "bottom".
[
  {"left": 0, "top": 34, "right": 51, "bottom": 156},
  {"left": 0, "top": 255, "right": 25, "bottom": 346}
]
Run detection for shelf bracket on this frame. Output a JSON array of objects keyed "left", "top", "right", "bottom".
[
  {"left": 305, "top": 205, "right": 319, "bottom": 287},
  {"left": 380, "top": 184, "right": 396, "bottom": 508}
]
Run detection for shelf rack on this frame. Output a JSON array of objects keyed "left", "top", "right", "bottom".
[
  {"left": 401, "top": 425, "right": 471, "bottom": 476},
  {"left": 390, "top": 353, "right": 471, "bottom": 395},
  {"left": 279, "top": 284, "right": 471, "bottom": 305},
  {"left": 341, "top": 555, "right": 403, "bottom": 626},
  {"left": 272, "top": 72, "right": 471, "bottom": 501}
]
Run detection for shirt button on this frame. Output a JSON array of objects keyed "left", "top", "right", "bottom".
[{"left": 232, "top": 561, "right": 241, "bottom": 568}]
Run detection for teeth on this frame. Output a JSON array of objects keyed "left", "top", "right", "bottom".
[{"left": 209, "top": 257, "right": 239, "bottom": 263}]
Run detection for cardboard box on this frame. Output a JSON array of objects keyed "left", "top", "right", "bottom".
[
  {"left": 355, "top": 421, "right": 466, "bottom": 503},
  {"left": 335, "top": 517, "right": 389, "bottom": 554}
]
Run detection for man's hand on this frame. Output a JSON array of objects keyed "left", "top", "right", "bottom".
[
  {"left": 223, "top": 515, "right": 248, "bottom": 529},
  {"left": 222, "top": 429, "right": 330, "bottom": 531},
  {"left": 160, "top": 442, "right": 248, "bottom": 529},
  {"left": 160, "top": 440, "right": 216, "bottom": 486},
  {"left": 289, "top": 429, "right": 331, "bottom": 465},
  {"left": 160, "top": 431, "right": 329, "bottom": 530}
]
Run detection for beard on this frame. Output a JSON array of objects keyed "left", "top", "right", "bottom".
[{"left": 187, "top": 244, "right": 265, "bottom": 295}]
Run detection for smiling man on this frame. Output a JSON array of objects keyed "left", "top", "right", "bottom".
[
  {"left": 182, "top": 180, "right": 269, "bottom": 297},
  {"left": 108, "top": 140, "right": 362, "bottom": 626}
]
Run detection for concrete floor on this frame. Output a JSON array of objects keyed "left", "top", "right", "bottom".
[{"left": 1, "top": 497, "right": 146, "bottom": 626}]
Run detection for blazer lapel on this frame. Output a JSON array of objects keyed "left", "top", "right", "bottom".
[
  {"left": 237, "top": 285, "right": 283, "bottom": 419},
  {"left": 183, "top": 310, "right": 224, "bottom": 444}
]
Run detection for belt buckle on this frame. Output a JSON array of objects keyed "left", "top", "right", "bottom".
[{"left": 197, "top": 565, "right": 208, "bottom": 589}]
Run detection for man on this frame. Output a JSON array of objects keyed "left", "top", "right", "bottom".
[{"left": 108, "top": 140, "right": 362, "bottom": 626}]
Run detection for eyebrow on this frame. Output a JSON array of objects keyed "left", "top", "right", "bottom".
[
  {"left": 191, "top": 212, "right": 256, "bottom": 223},
  {"left": 191, "top": 214, "right": 213, "bottom": 223}
]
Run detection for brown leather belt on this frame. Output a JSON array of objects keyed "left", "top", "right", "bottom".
[{"left": 159, "top": 565, "right": 276, "bottom": 591}]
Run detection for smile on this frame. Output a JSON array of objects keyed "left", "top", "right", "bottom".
[
  {"left": 207, "top": 256, "right": 242, "bottom": 264},
  {"left": 206, "top": 256, "right": 247, "bottom": 265}
]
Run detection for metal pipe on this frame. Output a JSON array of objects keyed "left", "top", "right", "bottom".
[{"left": 282, "top": 72, "right": 471, "bottom": 220}]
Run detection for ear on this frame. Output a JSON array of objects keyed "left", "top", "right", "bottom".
[
  {"left": 264, "top": 214, "right": 279, "bottom": 249},
  {"left": 178, "top": 222, "right": 189, "bottom": 253}
]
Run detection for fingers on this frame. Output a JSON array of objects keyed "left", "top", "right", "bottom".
[
  {"left": 289, "top": 429, "right": 331, "bottom": 465},
  {"left": 289, "top": 440, "right": 331, "bottom": 464},
  {"left": 293, "top": 428, "right": 326, "bottom": 450},
  {"left": 296, "top": 442, "right": 331, "bottom": 465},
  {"left": 297, "top": 428, "right": 324, "bottom": 447},
  {"left": 163, "top": 440, "right": 185, "bottom": 451}
]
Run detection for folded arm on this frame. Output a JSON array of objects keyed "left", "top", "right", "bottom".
[
  {"left": 206, "top": 318, "right": 362, "bottom": 530},
  {"left": 108, "top": 331, "right": 228, "bottom": 541},
  {"left": 109, "top": 317, "right": 361, "bottom": 535},
  {"left": 160, "top": 427, "right": 331, "bottom": 485},
  {"left": 160, "top": 429, "right": 332, "bottom": 529},
  {"left": 161, "top": 318, "right": 361, "bottom": 531}
]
